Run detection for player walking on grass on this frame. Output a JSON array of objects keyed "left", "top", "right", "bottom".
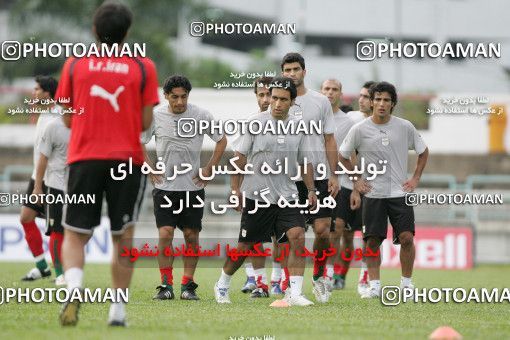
[
  {"left": 215, "top": 77, "right": 316, "bottom": 306},
  {"left": 333, "top": 81, "right": 375, "bottom": 294},
  {"left": 281, "top": 53, "right": 339, "bottom": 303},
  {"left": 239, "top": 76, "right": 285, "bottom": 298},
  {"left": 55, "top": 1, "right": 159, "bottom": 326},
  {"left": 319, "top": 78, "right": 356, "bottom": 292},
  {"left": 339, "top": 81, "right": 428, "bottom": 298},
  {"left": 20, "top": 76, "right": 59, "bottom": 282},
  {"left": 32, "top": 116, "right": 70, "bottom": 286},
  {"left": 142, "top": 75, "right": 226, "bottom": 301}
]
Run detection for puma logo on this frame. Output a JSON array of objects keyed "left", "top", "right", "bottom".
[{"left": 90, "top": 85, "right": 125, "bottom": 112}]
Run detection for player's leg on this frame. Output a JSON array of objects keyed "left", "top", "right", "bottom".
[
  {"left": 241, "top": 258, "right": 257, "bottom": 293},
  {"left": 215, "top": 199, "right": 273, "bottom": 304},
  {"left": 59, "top": 161, "right": 103, "bottom": 326},
  {"left": 215, "top": 241, "right": 253, "bottom": 303},
  {"left": 285, "top": 226, "right": 313, "bottom": 306},
  {"left": 181, "top": 227, "right": 200, "bottom": 300},
  {"left": 388, "top": 197, "right": 416, "bottom": 292},
  {"left": 270, "top": 237, "right": 283, "bottom": 295},
  {"left": 324, "top": 216, "right": 338, "bottom": 292},
  {"left": 179, "top": 189, "right": 205, "bottom": 300},
  {"left": 20, "top": 179, "right": 50, "bottom": 281},
  {"left": 151, "top": 189, "right": 180, "bottom": 300},
  {"left": 155, "top": 226, "right": 176, "bottom": 299},
  {"left": 361, "top": 197, "right": 387, "bottom": 299},
  {"left": 105, "top": 161, "right": 145, "bottom": 326},
  {"left": 250, "top": 245, "right": 269, "bottom": 298},
  {"left": 47, "top": 187, "right": 65, "bottom": 285}
]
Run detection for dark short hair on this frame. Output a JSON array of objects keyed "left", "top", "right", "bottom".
[
  {"left": 369, "top": 81, "right": 398, "bottom": 112},
  {"left": 93, "top": 1, "right": 133, "bottom": 45},
  {"left": 280, "top": 52, "right": 305, "bottom": 71},
  {"left": 35, "top": 75, "right": 58, "bottom": 99},
  {"left": 269, "top": 76, "right": 297, "bottom": 100},
  {"left": 163, "top": 75, "right": 192, "bottom": 94},
  {"left": 253, "top": 76, "right": 273, "bottom": 94},
  {"left": 362, "top": 81, "right": 376, "bottom": 90}
]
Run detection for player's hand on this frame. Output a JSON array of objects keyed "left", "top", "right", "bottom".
[
  {"left": 193, "top": 167, "right": 212, "bottom": 188},
  {"left": 350, "top": 190, "right": 361, "bottom": 210},
  {"left": 230, "top": 189, "right": 243, "bottom": 212},
  {"left": 328, "top": 176, "right": 339, "bottom": 198},
  {"left": 308, "top": 191, "right": 318, "bottom": 211},
  {"left": 149, "top": 173, "right": 163, "bottom": 186},
  {"left": 32, "top": 186, "right": 44, "bottom": 205},
  {"left": 403, "top": 177, "right": 419, "bottom": 192},
  {"left": 354, "top": 179, "right": 372, "bottom": 194}
]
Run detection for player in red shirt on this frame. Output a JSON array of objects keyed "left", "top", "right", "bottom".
[{"left": 55, "top": 1, "right": 159, "bottom": 327}]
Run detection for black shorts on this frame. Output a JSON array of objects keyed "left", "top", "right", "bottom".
[
  {"left": 239, "top": 198, "right": 305, "bottom": 244},
  {"left": 334, "top": 186, "right": 363, "bottom": 232},
  {"left": 296, "top": 179, "right": 333, "bottom": 223},
  {"left": 23, "top": 179, "right": 47, "bottom": 218},
  {"left": 45, "top": 187, "right": 64, "bottom": 236},
  {"left": 362, "top": 196, "right": 415, "bottom": 245},
  {"left": 63, "top": 160, "right": 146, "bottom": 235},
  {"left": 152, "top": 189, "right": 205, "bottom": 231}
]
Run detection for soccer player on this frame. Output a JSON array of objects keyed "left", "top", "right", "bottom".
[
  {"left": 319, "top": 78, "right": 356, "bottom": 292},
  {"left": 239, "top": 76, "right": 284, "bottom": 298},
  {"left": 20, "top": 75, "right": 59, "bottom": 281},
  {"left": 339, "top": 81, "right": 429, "bottom": 298},
  {"left": 214, "top": 76, "right": 316, "bottom": 306},
  {"left": 55, "top": 2, "right": 159, "bottom": 326},
  {"left": 348, "top": 81, "right": 376, "bottom": 123},
  {"left": 144, "top": 75, "right": 227, "bottom": 301},
  {"left": 334, "top": 81, "right": 376, "bottom": 294},
  {"left": 32, "top": 116, "right": 71, "bottom": 286},
  {"left": 281, "top": 53, "right": 339, "bottom": 303}
]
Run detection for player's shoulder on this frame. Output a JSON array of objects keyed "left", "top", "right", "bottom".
[
  {"left": 189, "top": 103, "right": 213, "bottom": 119},
  {"left": 134, "top": 56, "right": 157, "bottom": 70},
  {"left": 247, "top": 110, "right": 268, "bottom": 122},
  {"left": 391, "top": 115, "right": 415, "bottom": 129},
  {"left": 307, "top": 89, "right": 330, "bottom": 104}
]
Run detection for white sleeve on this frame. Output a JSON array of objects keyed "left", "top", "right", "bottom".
[{"left": 339, "top": 125, "right": 360, "bottom": 159}]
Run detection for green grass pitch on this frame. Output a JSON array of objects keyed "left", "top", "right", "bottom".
[{"left": 1, "top": 262, "right": 509, "bottom": 339}]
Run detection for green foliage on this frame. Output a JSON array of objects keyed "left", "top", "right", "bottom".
[{"left": 2, "top": 0, "right": 235, "bottom": 84}]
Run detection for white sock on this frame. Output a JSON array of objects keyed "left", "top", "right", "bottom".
[
  {"left": 361, "top": 261, "right": 367, "bottom": 270},
  {"left": 218, "top": 269, "right": 232, "bottom": 288},
  {"left": 254, "top": 268, "right": 267, "bottom": 285},
  {"left": 289, "top": 276, "right": 303, "bottom": 297},
  {"left": 326, "top": 264, "right": 334, "bottom": 278},
  {"left": 65, "top": 267, "right": 83, "bottom": 292},
  {"left": 271, "top": 262, "right": 282, "bottom": 282},
  {"left": 281, "top": 268, "right": 287, "bottom": 283},
  {"left": 108, "top": 301, "right": 126, "bottom": 322},
  {"left": 244, "top": 262, "right": 254, "bottom": 277},
  {"left": 401, "top": 276, "right": 412, "bottom": 286},
  {"left": 369, "top": 280, "right": 381, "bottom": 291}
]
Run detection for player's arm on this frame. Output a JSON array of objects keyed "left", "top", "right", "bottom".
[
  {"left": 195, "top": 135, "right": 227, "bottom": 187},
  {"left": 142, "top": 105, "right": 153, "bottom": 131},
  {"left": 347, "top": 150, "right": 362, "bottom": 210},
  {"left": 324, "top": 133, "right": 339, "bottom": 198},
  {"left": 230, "top": 151, "right": 247, "bottom": 212},
  {"left": 33, "top": 153, "right": 48, "bottom": 203},
  {"left": 142, "top": 144, "right": 162, "bottom": 185},
  {"left": 403, "top": 147, "right": 429, "bottom": 192},
  {"left": 301, "top": 162, "right": 317, "bottom": 210}
]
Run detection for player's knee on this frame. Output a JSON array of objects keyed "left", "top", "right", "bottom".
[
  {"left": 158, "top": 226, "right": 174, "bottom": 240},
  {"left": 287, "top": 228, "right": 305, "bottom": 244},
  {"left": 183, "top": 228, "right": 199, "bottom": 243},
  {"left": 365, "top": 237, "right": 381, "bottom": 251},
  {"left": 343, "top": 231, "right": 354, "bottom": 245},
  {"left": 399, "top": 232, "right": 414, "bottom": 248}
]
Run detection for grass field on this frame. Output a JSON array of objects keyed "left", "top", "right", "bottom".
[{"left": 1, "top": 262, "right": 510, "bottom": 340}]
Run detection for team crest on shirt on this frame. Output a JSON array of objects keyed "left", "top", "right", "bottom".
[
  {"left": 381, "top": 136, "right": 390, "bottom": 146},
  {"left": 277, "top": 136, "right": 285, "bottom": 144}
]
